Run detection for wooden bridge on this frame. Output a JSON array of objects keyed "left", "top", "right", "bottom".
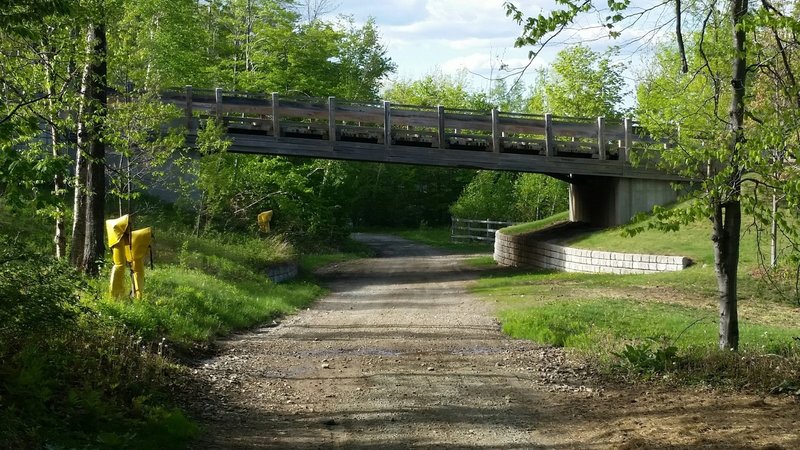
[
  {"left": 161, "top": 87, "right": 674, "bottom": 180},
  {"left": 161, "top": 87, "right": 680, "bottom": 226}
]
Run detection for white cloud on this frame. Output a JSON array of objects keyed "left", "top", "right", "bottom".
[{"left": 333, "top": 0, "right": 669, "bottom": 102}]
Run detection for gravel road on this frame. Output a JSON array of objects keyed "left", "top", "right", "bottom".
[{"left": 187, "top": 234, "right": 800, "bottom": 449}]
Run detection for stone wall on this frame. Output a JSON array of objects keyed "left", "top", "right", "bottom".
[
  {"left": 266, "top": 262, "right": 299, "bottom": 283},
  {"left": 494, "top": 231, "right": 690, "bottom": 274}
]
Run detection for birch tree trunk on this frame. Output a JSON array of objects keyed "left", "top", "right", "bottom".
[
  {"left": 43, "top": 41, "right": 66, "bottom": 259},
  {"left": 72, "top": 21, "right": 107, "bottom": 275}
]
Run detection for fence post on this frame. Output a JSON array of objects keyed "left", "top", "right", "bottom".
[
  {"left": 437, "top": 105, "right": 447, "bottom": 149},
  {"left": 185, "top": 85, "right": 193, "bottom": 130},
  {"left": 491, "top": 108, "right": 501, "bottom": 153},
  {"left": 623, "top": 117, "right": 632, "bottom": 163},
  {"left": 545, "top": 113, "right": 555, "bottom": 157},
  {"left": 271, "top": 92, "right": 280, "bottom": 138},
  {"left": 215, "top": 87, "right": 223, "bottom": 122},
  {"left": 383, "top": 101, "right": 391, "bottom": 146},
  {"left": 328, "top": 96, "right": 336, "bottom": 144},
  {"left": 597, "top": 116, "right": 606, "bottom": 160}
]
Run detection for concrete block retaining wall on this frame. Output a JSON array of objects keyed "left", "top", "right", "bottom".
[
  {"left": 494, "top": 231, "right": 690, "bottom": 274},
  {"left": 267, "top": 262, "right": 299, "bottom": 283}
]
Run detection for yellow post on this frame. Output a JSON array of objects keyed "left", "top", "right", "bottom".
[
  {"left": 127, "top": 227, "right": 153, "bottom": 299},
  {"left": 105, "top": 215, "right": 130, "bottom": 299},
  {"left": 258, "top": 210, "right": 273, "bottom": 233}
]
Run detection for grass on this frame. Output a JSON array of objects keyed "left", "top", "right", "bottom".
[
  {"left": 80, "top": 205, "right": 328, "bottom": 349},
  {"left": 90, "top": 267, "right": 324, "bottom": 347},
  {"left": 0, "top": 199, "right": 339, "bottom": 448},
  {"left": 498, "top": 211, "right": 569, "bottom": 235},
  {"left": 299, "top": 235, "right": 375, "bottom": 273},
  {"left": 475, "top": 210, "right": 800, "bottom": 391},
  {"left": 373, "top": 226, "right": 493, "bottom": 253}
]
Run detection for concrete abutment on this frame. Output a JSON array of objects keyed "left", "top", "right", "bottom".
[{"left": 569, "top": 176, "right": 678, "bottom": 227}]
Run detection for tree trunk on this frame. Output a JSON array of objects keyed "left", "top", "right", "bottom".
[
  {"left": 51, "top": 122, "right": 66, "bottom": 259},
  {"left": 771, "top": 191, "right": 778, "bottom": 268},
  {"left": 43, "top": 42, "right": 66, "bottom": 259},
  {"left": 713, "top": 0, "right": 748, "bottom": 351},
  {"left": 712, "top": 201, "right": 741, "bottom": 351},
  {"left": 73, "top": 22, "right": 107, "bottom": 275},
  {"left": 69, "top": 150, "right": 88, "bottom": 265},
  {"left": 70, "top": 46, "right": 91, "bottom": 266}
]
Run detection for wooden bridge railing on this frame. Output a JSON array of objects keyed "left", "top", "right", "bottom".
[{"left": 161, "top": 86, "right": 664, "bottom": 163}]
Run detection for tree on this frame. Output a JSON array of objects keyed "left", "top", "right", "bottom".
[
  {"left": 109, "top": 0, "right": 210, "bottom": 90},
  {"left": 385, "top": 70, "right": 488, "bottom": 109},
  {"left": 71, "top": 17, "right": 108, "bottom": 276},
  {"left": 505, "top": 0, "right": 800, "bottom": 351},
  {"left": 334, "top": 17, "right": 396, "bottom": 100},
  {"left": 0, "top": 1, "right": 80, "bottom": 259},
  {"left": 450, "top": 171, "right": 568, "bottom": 222},
  {"left": 528, "top": 44, "right": 626, "bottom": 118}
]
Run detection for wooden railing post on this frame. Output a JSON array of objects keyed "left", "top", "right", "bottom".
[
  {"left": 623, "top": 117, "right": 632, "bottom": 163},
  {"left": 328, "top": 96, "right": 336, "bottom": 143},
  {"left": 597, "top": 116, "right": 606, "bottom": 160},
  {"left": 491, "top": 108, "right": 501, "bottom": 153},
  {"left": 544, "top": 113, "right": 555, "bottom": 157},
  {"left": 437, "top": 105, "right": 447, "bottom": 149},
  {"left": 215, "top": 87, "right": 223, "bottom": 122},
  {"left": 271, "top": 92, "right": 280, "bottom": 138},
  {"left": 185, "top": 85, "right": 193, "bottom": 130},
  {"left": 383, "top": 101, "right": 391, "bottom": 146}
]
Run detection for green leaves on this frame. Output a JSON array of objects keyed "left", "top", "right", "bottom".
[
  {"left": 530, "top": 44, "right": 626, "bottom": 118},
  {"left": 449, "top": 172, "right": 568, "bottom": 222},
  {"left": 506, "top": 1, "right": 606, "bottom": 48}
]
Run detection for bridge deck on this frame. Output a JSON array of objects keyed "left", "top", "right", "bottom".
[{"left": 164, "top": 87, "right": 675, "bottom": 180}]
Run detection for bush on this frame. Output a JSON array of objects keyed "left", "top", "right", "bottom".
[
  {"left": 0, "top": 241, "right": 198, "bottom": 448},
  {"left": 0, "top": 239, "right": 83, "bottom": 355},
  {"left": 450, "top": 171, "right": 568, "bottom": 222}
]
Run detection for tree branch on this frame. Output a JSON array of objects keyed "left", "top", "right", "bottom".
[{"left": 675, "top": 0, "right": 688, "bottom": 73}]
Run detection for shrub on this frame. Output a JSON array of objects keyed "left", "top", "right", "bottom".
[{"left": 0, "top": 240, "right": 198, "bottom": 448}]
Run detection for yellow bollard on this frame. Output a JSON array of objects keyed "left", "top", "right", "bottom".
[
  {"left": 258, "top": 210, "right": 273, "bottom": 233},
  {"left": 105, "top": 215, "right": 130, "bottom": 299},
  {"left": 127, "top": 227, "right": 152, "bottom": 299}
]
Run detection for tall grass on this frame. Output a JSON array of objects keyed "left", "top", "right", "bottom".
[{"left": 91, "top": 266, "right": 323, "bottom": 347}]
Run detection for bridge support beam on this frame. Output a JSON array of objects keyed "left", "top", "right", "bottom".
[{"left": 569, "top": 176, "right": 678, "bottom": 227}]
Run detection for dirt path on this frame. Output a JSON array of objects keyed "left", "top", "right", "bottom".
[{"left": 187, "top": 234, "right": 800, "bottom": 449}]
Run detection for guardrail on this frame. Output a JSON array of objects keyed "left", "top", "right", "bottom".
[{"left": 451, "top": 217, "right": 520, "bottom": 243}]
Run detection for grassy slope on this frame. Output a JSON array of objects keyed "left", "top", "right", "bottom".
[
  {"left": 0, "top": 201, "right": 335, "bottom": 447},
  {"left": 499, "top": 211, "right": 570, "bottom": 236},
  {"left": 470, "top": 211, "right": 800, "bottom": 389},
  {"left": 85, "top": 205, "right": 326, "bottom": 349}
]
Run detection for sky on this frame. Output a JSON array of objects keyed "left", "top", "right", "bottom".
[{"left": 321, "top": 1, "right": 675, "bottom": 100}]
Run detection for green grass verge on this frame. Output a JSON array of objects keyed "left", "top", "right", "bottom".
[
  {"left": 499, "top": 295, "right": 795, "bottom": 354},
  {"left": 90, "top": 267, "right": 324, "bottom": 347},
  {"left": 564, "top": 208, "right": 771, "bottom": 268},
  {"left": 498, "top": 211, "right": 569, "bottom": 235},
  {"left": 475, "top": 246, "right": 800, "bottom": 390}
]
